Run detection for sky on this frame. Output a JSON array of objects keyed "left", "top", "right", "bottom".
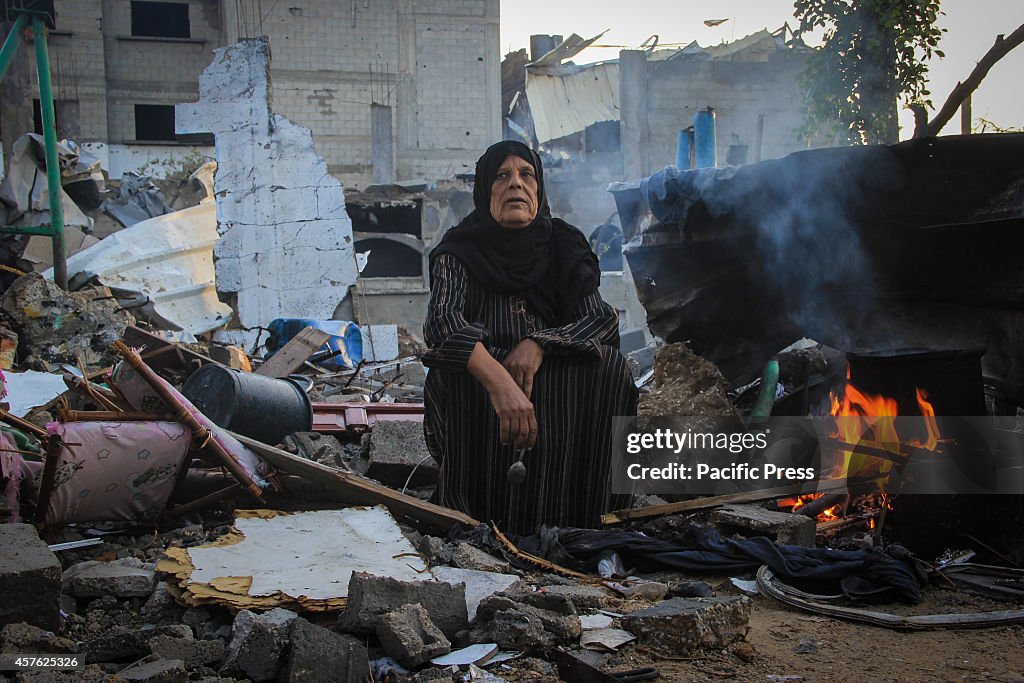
[{"left": 500, "top": 0, "right": 1024, "bottom": 139}]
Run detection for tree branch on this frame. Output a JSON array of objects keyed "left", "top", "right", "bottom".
[{"left": 915, "top": 22, "right": 1024, "bottom": 138}]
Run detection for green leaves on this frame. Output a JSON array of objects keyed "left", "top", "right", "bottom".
[{"left": 794, "top": 0, "right": 946, "bottom": 145}]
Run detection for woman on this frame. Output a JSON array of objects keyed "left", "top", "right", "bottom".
[{"left": 422, "top": 140, "right": 637, "bottom": 534}]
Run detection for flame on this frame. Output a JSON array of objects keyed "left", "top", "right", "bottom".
[
  {"left": 778, "top": 493, "right": 821, "bottom": 511},
  {"left": 910, "top": 388, "right": 940, "bottom": 451},
  {"left": 828, "top": 378, "right": 942, "bottom": 486}
]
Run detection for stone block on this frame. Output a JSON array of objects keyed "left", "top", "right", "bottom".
[
  {"left": 0, "top": 275, "right": 133, "bottom": 370},
  {"left": 287, "top": 432, "right": 347, "bottom": 469},
  {"left": 670, "top": 580, "right": 714, "bottom": 598},
  {"left": 62, "top": 559, "right": 156, "bottom": 598},
  {"left": 0, "top": 524, "right": 61, "bottom": 631},
  {"left": 283, "top": 617, "right": 369, "bottom": 683},
  {"left": 532, "top": 585, "right": 617, "bottom": 612},
  {"left": 418, "top": 536, "right": 453, "bottom": 565},
  {"left": 338, "top": 572, "right": 467, "bottom": 641},
  {"left": 621, "top": 596, "right": 751, "bottom": 653},
  {"left": 471, "top": 595, "right": 580, "bottom": 651},
  {"left": 711, "top": 504, "right": 816, "bottom": 546},
  {"left": 451, "top": 543, "right": 512, "bottom": 574},
  {"left": 142, "top": 582, "right": 180, "bottom": 618},
  {"left": 431, "top": 566, "right": 519, "bottom": 622},
  {"left": 219, "top": 608, "right": 297, "bottom": 682},
  {"left": 149, "top": 636, "right": 225, "bottom": 669},
  {"left": 365, "top": 421, "right": 438, "bottom": 487},
  {"left": 376, "top": 604, "right": 450, "bottom": 669}
]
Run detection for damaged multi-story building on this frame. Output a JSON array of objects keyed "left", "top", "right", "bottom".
[
  {"left": 0, "top": 0, "right": 504, "bottom": 339},
  {"left": 1, "top": 0, "right": 501, "bottom": 185}
]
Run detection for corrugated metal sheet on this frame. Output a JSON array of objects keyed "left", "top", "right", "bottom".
[
  {"left": 47, "top": 201, "right": 232, "bottom": 335},
  {"left": 525, "top": 62, "right": 620, "bottom": 144}
]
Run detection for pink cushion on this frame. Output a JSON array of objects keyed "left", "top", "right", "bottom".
[{"left": 43, "top": 421, "right": 190, "bottom": 523}]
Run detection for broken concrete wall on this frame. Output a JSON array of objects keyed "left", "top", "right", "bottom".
[{"left": 176, "top": 38, "right": 358, "bottom": 347}]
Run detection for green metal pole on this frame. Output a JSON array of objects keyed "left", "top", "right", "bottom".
[
  {"left": 0, "top": 14, "right": 27, "bottom": 83},
  {"left": 33, "top": 15, "right": 67, "bottom": 290}
]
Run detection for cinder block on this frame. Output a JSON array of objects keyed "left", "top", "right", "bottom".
[
  {"left": 0, "top": 524, "right": 62, "bottom": 631},
  {"left": 711, "top": 504, "right": 816, "bottom": 546},
  {"left": 376, "top": 604, "right": 450, "bottom": 669}
]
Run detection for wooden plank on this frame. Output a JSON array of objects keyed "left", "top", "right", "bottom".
[
  {"left": 601, "top": 476, "right": 879, "bottom": 525},
  {"left": 121, "top": 325, "right": 221, "bottom": 374},
  {"left": 255, "top": 326, "right": 332, "bottom": 378},
  {"left": 230, "top": 431, "right": 480, "bottom": 532}
]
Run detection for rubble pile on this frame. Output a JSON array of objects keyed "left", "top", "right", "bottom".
[
  {"left": 1, "top": 274, "right": 134, "bottom": 371},
  {"left": 1, "top": 290, "right": 1022, "bottom": 681},
  {"left": 637, "top": 342, "right": 736, "bottom": 417}
]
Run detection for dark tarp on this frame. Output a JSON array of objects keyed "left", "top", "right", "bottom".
[
  {"left": 456, "top": 523, "right": 926, "bottom": 604},
  {"left": 549, "top": 526, "right": 925, "bottom": 604},
  {"left": 614, "top": 134, "right": 1024, "bottom": 389}
]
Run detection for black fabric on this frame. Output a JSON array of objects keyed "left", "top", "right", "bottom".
[
  {"left": 522, "top": 526, "right": 925, "bottom": 604},
  {"left": 430, "top": 140, "right": 599, "bottom": 326}
]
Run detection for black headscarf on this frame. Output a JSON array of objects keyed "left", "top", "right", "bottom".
[{"left": 430, "top": 140, "right": 600, "bottom": 325}]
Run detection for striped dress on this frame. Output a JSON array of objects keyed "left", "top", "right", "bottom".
[{"left": 423, "top": 254, "right": 638, "bottom": 534}]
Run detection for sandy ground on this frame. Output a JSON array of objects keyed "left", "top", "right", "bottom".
[
  {"left": 644, "top": 600, "right": 1024, "bottom": 683},
  {"left": 498, "top": 584, "right": 1024, "bottom": 683}
]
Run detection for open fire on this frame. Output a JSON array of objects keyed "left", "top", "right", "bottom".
[
  {"left": 777, "top": 373, "right": 947, "bottom": 525},
  {"left": 827, "top": 370, "right": 943, "bottom": 481}
]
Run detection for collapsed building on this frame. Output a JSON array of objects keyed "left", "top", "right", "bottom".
[{"left": 2, "top": 4, "right": 1024, "bottom": 682}]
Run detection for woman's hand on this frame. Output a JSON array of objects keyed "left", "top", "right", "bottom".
[
  {"left": 502, "top": 338, "right": 544, "bottom": 399},
  {"left": 467, "top": 341, "right": 538, "bottom": 448},
  {"left": 488, "top": 379, "right": 538, "bottom": 448}
]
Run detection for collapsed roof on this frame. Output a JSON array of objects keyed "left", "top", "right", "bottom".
[{"left": 521, "top": 27, "right": 804, "bottom": 144}]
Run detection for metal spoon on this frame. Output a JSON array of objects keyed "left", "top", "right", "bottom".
[{"left": 506, "top": 448, "right": 528, "bottom": 485}]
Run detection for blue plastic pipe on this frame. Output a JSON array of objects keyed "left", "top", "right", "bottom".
[
  {"left": 694, "top": 108, "right": 717, "bottom": 168},
  {"left": 675, "top": 129, "right": 693, "bottom": 169}
]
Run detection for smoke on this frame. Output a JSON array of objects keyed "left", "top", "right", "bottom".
[{"left": 709, "top": 144, "right": 905, "bottom": 349}]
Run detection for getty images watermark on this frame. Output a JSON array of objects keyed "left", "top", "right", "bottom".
[{"left": 611, "top": 415, "right": 1024, "bottom": 496}]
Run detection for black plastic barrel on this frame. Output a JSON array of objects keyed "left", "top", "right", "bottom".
[{"left": 181, "top": 365, "right": 313, "bottom": 445}]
